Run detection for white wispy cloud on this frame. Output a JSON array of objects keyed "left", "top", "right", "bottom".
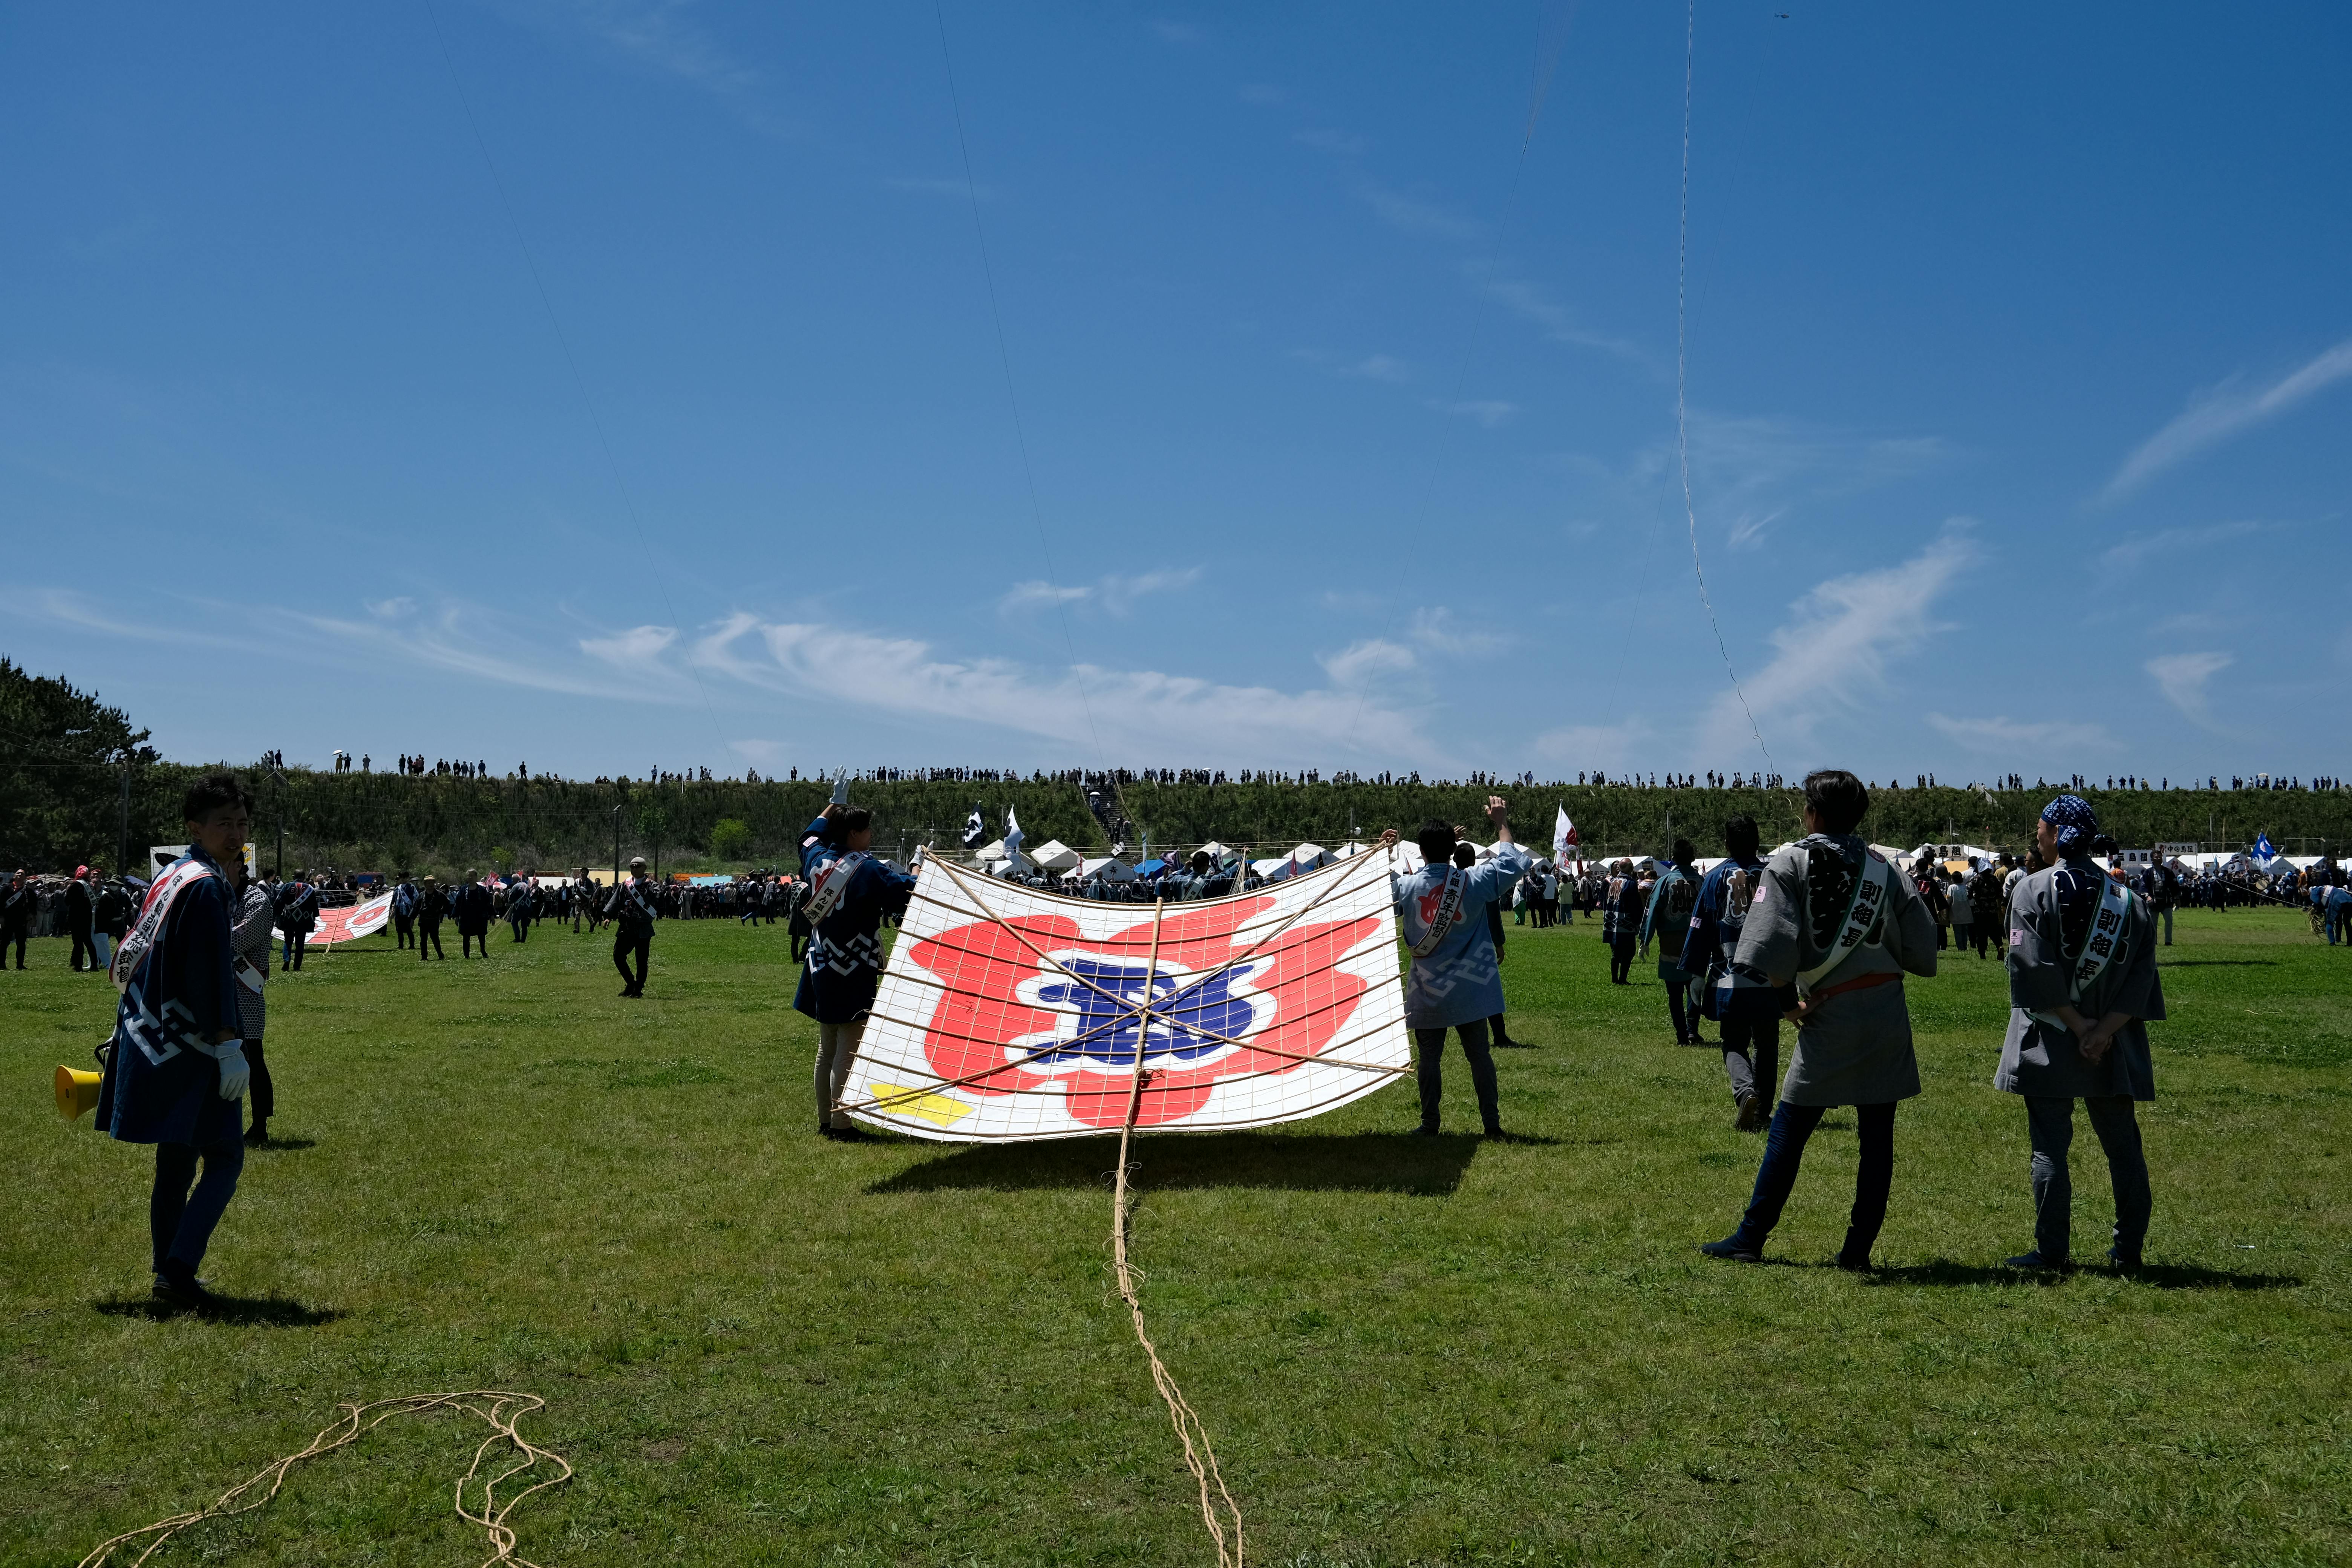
[
  {"left": 1682, "top": 413, "right": 1948, "bottom": 551},
  {"left": 1238, "top": 83, "right": 1283, "bottom": 106},
  {"left": 2101, "top": 336, "right": 2352, "bottom": 502},
  {"left": 700, "top": 617, "right": 1431, "bottom": 760},
  {"left": 1436, "top": 399, "right": 1516, "bottom": 427},
  {"left": 1407, "top": 606, "right": 1507, "bottom": 658},
  {"left": 580, "top": 625, "right": 680, "bottom": 667},
  {"left": 1149, "top": 18, "right": 1202, "bottom": 44},
  {"left": 1354, "top": 179, "right": 1480, "bottom": 242},
  {"left": 997, "top": 568, "right": 1202, "bottom": 616},
  {"left": 1470, "top": 269, "right": 1655, "bottom": 370},
  {"left": 1928, "top": 713, "right": 2117, "bottom": 754},
  {"left": 2096, "top": 518, "right": 2272, "bottom": 571},
  {"left": 2146, "top": 651, "right": 2232, "bottom": 726},
  {"left": 1702, "top": 532, "right": 1977, "bottom": 754},
  {"left": 1319, "top": 638, "right": 1415, "bottom": 688},
  {"left": 366, "top": 596, "right": 416, "bottom": 619},
  {"left": 503, "top": 0, "right": 784, "bottom": 133},
  {"left": 1341, "top": 354, "right": 1408, "bottom": 383}
]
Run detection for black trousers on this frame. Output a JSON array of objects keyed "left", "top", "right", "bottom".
[
  {"left": 510, "top": 917, "right": 530, "bottom": 943},
  {"left": 419, "top": 922, "right": 445, "bottom": 959},
  {"left": 614, "top": 928, "right": 651, "bottom": 992},
  {"left": 5, "top": 928, "right": 25, "bottom": 968},
  {"left": 1609, "top": 936, "right": 1636, "bottom": 984},
  {"left": 1415, "top": 1020, "right": 1500, "bottom": 1133},
  {"left": 462, "top": 929, "right": 490, "bottom": 957},
  {"left": 394, "top": 916, "right": 414, "bottom": 949},
  {"left": 245, "top": 1035, "right": 274, "bottom": 1125},
  {"left": 70, "top": 923, "right": 98, "bottom": 970},
  {"left": 1720, "top": 1014, "right": 1781, "bottom": 1107}
]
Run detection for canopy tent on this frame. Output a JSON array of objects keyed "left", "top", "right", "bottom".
[
  {"left": 1288, "top": 843, "right": 1329, "bottom": 871},
  {"left": 1133, "top": 858, "right": 1170, "bottom": 877},
  {"left": 969, "top": 838, "right": 1006, "bottom": 864},
  {"left": 1080, "top": 857, "right": 1138, "bottom": 881},
  {"left": 1331, "top": 842, "right": 1372, "bottom": 860},
  {"left": 1250, "top": 857, "right": 1296, "bottom": 881},
  {"left": 1029, "top": 840, "right": 1084, "bottom": 873}
]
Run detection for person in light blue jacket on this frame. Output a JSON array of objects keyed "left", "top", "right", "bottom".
[{"left": 1380, "top": 796, "right": 1530, "bottom": 1137}]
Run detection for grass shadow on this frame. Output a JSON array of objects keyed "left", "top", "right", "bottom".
[
  {"left": 250, "top": 1135, "right": 318, "bottom": 1152},
  {"left": 870, "top": 1130, "right": 1481, "bottom": 1196},
  {"left": 1856, "top": 1257, "right": 2303, "bottom": 1291},
  {"left": 93, "top": 1293, "right": 346, "bottom": 1327},
  {"left": 2156, "top": 959, "right": 2278, "bottom": 968}
]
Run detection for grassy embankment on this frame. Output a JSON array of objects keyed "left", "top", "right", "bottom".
[{"left": 3, "top": 906, "right": 2346, "bottom": 1564}]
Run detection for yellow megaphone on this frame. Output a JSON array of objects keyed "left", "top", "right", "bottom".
[{"left": 56, "top": 1065, "right": 103, "bottom": 1121}]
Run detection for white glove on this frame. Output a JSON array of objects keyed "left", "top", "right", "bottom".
[{"left": 214, "top": 1043, "right": 251, "bottom": 1101}]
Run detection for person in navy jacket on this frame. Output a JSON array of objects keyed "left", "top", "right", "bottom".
[
  {"left": 96, "top": 772, "right": 255, "bottom": 1313},
  {"left": 795, "top": 805, "right": 915, "bottom": 1141}
]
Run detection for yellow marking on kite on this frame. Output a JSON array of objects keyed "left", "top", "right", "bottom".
[{"left": 870, "top": 1081, "right": 975, "bottom": 1127}]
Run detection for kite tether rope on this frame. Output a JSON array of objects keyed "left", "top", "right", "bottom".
[
  {"left": 1675, "top": 0, "right": 1770, "bottom": 767},
  {"left": 78, "top": 1390, "right": 571, "bottom": 1568},
  {"left": 1112, "top": 900, "right": 1246, "bottom": 1567}
]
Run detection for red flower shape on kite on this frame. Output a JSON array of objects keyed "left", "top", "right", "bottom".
[{"left": 906, "top": 897, "right": 1381, "bottom": 1129}]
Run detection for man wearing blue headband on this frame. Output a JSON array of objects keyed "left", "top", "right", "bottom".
[{"left": 1995, "top": 794, "right": 2165, "bottom": 1271}]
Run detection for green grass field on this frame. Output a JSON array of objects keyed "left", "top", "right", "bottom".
[{"left": 4, "top": 905, "right": 2347, "bottom": 1565}]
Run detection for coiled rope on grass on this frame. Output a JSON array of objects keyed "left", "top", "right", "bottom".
[{"left": 79, "top": 1390, "right": 571, "bottom": 1568}]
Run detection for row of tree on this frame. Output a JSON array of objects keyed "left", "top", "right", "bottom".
[{"left": 8, "top": 661, "right": 2347, "bottom": 874}]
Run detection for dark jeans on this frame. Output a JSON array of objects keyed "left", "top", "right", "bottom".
[
  {"left": 1665, "top": 973, "right": 1696, "bottom": 1043},
  {"left": 1415, "top": 1020, "right": 1499, "bottom": 1133},
  {"left": 245, "top": 1035, "right": 273, "bottom": 1126},
  {"left": 2159, "top": 905, "right": 2174, "bottom": 946},
  {"left": 1729, "top": 1100, "right": 1898, "bottom": 1260},
  {"left": 152, "top": 1137, "right": 244, "bottom": 1277},
  {"left": 394, "top": 916, "right": 414, "bottom": 949},
  {"left": 2025, "top": 1094, "right": 2151, "bottom": 1262},
  {"left": 71, "top": 923, "right": 98, "bottom": 971},
  {"left": 5, "top": 928, "right": 25, "bottom": 968},
  {"left": 419, "top": 922, "right": 445, "bottom": 960},
  {"left": 510, "top": 917, "right": 530, "bottom": 943},
  {"left": 462, "top": 930, "right": 490, "bottom": 957},
  {"left": 281, "top": 931, "right": 306, "bottom": 970},
  {"left": 614, "top": 928, "right": 651, "bottom": 992},
  {"left": 1720, "top": 1014, "right": 1781, "bottom": 1109},
  {"left": 1609, "top": 937, "right": 1635, "bottom": 984}
]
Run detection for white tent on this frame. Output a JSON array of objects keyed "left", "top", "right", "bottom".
[
  {"left": 1251, "top": 856, "right": 1295, "bottom": 881},
  {"left": 1080, "top": 856, "right": 1137, "bottom": 881},
  {"left": 1332, "top": 841, "right": 1372, "bottom": 860},
  {"left": 1029, "top": 839, "right": 1083, "bottom": 873},
  {"left": 1289, "top": 842, "right": 1329, "bottom": 871},
  {"left": 969, "top": 838, "right": 1006, "bottom": 864},
  {"left": 1198, "top": 841, "right": 1234, "bottom": 862}
]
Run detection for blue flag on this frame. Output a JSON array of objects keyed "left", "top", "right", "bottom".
[{"left": 2252, "top": 832, "right": 2280, "bottom": 865}]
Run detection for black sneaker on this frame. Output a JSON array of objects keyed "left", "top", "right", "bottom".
[
  {"left": 1834, "top": 1249, "right": 1873, "bottom": 1272},
  {"left": 1699, "top": 1236, "right": 1762, "bottom": 1263},
  {"left": 1412, "top": 1123, "right": 1442, "bottom": 1137},
  {"left": 152, "top": 1271, "right": 222, "bottom": 1314},
  {"left": 2107, "top": 1247, "right": 2143, "bottom": 1272},
  {"left": 243, "top": 1124, "right": 268, "bottom": 1147}
]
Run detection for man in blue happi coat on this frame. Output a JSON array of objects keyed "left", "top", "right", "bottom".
[
  {"left": 1378, "top": 796, "right": 1530, "bottom": 1137},
  {"left": 795, "top": 804, "right": 916, "bottom": 1141},
  {"left": 96, "top": 772, "right": 257, "bottom": 1313},
  {"left": 1685, "top": 813, "right": 1794, "bottom": 1130}
]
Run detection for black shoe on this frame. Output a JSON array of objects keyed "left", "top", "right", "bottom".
[
  {"left": 1699, "top": 1235, "right": 1762, "bottom": 1263},
  {"left": 1481, "top": 1124, "right": 1507, "bottom": 1139},
  {"left": 1834, "top": 1249, "right": 1873, "bottom": 1272},
  {"left": 152, "top": 1271, "right": 222, "bottom": 1314},
  {"left": 830, "top": 1125, "right": 872, "bottom": 1143},
  {"left": 2003, "top": 1250, "right": 2073, "bottom": 1272},
  {"left": 2107, "top": 1247, "right": 2143, "bottom": 1272},
  {"left": 244, "top": 1123, "right": 268, "bottom": 1147},
  {"left": 1412, "top": 1123, "right": 1442, "bottom": 1137}
]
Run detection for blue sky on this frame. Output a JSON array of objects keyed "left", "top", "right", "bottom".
[{"left": 5, "top": 2, "right": 2347, "bottom": 782}]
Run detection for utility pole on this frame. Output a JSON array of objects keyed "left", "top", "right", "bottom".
[
  {"left": 613, "top": 801, "right": 623, "bottom": 892},
  {"left": 116, "top": 755, "right": 130, "bottom": 879}
]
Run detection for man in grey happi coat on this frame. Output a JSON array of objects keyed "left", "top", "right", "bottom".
[
  {"left": 1701, "top": 770, "right": 1938, "bottom": 1269},
  {"left": 1996, "top": 794, "right": 2163, "bottom": 1271}
]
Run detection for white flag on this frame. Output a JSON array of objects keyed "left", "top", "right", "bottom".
[
  {"left": 1004, "top": 805, "right": 1026, "bottom": 872},
  {"left": 1553, "top": 805, "right": 1577, "bottom": 861}
]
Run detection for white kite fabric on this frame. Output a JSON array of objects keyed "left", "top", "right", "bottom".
[{"left": 840, "top": 852, "right": 1410, "bottom": 1142}]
